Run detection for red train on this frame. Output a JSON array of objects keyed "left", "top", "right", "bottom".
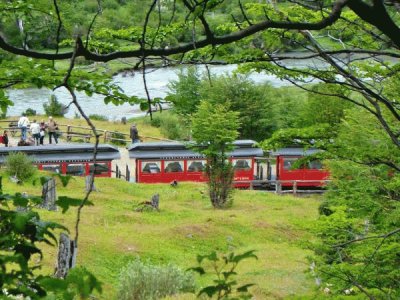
[
  {"left": 128, "top": 140, "right": 264, "bottom": 188},
  {"left": 0, "top": 144, "right": 120, "bottom": 177},
  {"left": 271, "top": 148, "right": 329, "bottom": 188},
  {"left": 0, "top": 142, "right": 328, "bottom": 188},
  {"left": 128, "top": 141, "right": 329, "bottom": 188}
]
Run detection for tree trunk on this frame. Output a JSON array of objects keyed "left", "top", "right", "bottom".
[
  {"left": 41, "top": 178, "right": 57, "bottom": 211},
  {"left": 54, "top": 233, "right": 76, "bottom": 278}
]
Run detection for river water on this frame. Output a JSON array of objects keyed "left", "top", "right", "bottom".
[{"left": 6, "top": 64, "right": 291, "bottom": 120}]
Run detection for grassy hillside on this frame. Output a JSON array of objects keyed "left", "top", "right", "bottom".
[{"left": 4, "top": 173, "right": 322, "bottom": 299}]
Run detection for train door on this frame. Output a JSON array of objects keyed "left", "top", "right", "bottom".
[{"left": 254, "top": 157, "right": 271, "bottom": 181}]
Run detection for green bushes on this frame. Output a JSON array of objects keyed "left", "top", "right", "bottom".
[
  {"left": 5, "top": 152, "right": 36, "bottom": 182},
  {"left": 150, "top": 113, "right": 190, "bottom": 140},
  {"left": 89, "top": 114, "right": 108, "bottom": 121},
  {"left": 23, "top": 108, "right": 37, "bottom": 116},
  {"left": 43, "top": 95, "right": 68, "bottom": 117},
  {"left": 117, "top": 259, "right": 195, "bottom": 300},
  {"left": 110, "top": 132, "right": 127, "bottom": 146}
]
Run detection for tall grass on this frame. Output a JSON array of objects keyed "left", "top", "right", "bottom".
[{"left": 117, "top": 259, "right": 195, "bottom": 300}]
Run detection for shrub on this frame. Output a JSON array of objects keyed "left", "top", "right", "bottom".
[
  {"left": 5, "top": 152, "right": 36, "bottom": 182},
  {"left": 43, "top": 95, "right": 68, "bottom": 117},
  {"left": 159, "top": 113, "right": 189, "bottom": 140},
  {"left": 89, "top": 114, "right": 108, "bottom": 121},
  {"left": 150, "top": 115, "right": 162, "bottom": 128},
  {"left": 110, "top": 132, "right": 127, "bottom": 146},
  {"left": 23, "top": 108, "right": 36, "bottom": 116},
  {"left": 117, "top": 259, "right": 195, "bottom": 300}
]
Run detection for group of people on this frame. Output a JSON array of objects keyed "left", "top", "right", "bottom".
[
  {"left": 7, "top": 114, "right": 60, "bottom": 147},
  {"left": 2, "top": 115, "right": 141, "bottom": 147}
]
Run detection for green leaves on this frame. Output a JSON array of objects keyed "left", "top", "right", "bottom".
[
  {"left": 189, "top": 249, "right": 257, "bottom": 299},
  {"left": 39, "top": 267, "right": 102, "bottom": 299}
]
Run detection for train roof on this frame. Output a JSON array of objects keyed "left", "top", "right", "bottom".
[
  {"left": 128, "top": 140, "right": 263, "bottom": 159},
  {"left": 270, "top": 147, "right": 322, "bottom": 156},
  {"left": 0, "top": 143, "right": 121, "bottom": 164}
]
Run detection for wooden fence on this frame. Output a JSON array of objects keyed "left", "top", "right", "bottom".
[
  {"left": 0, "top": 120, "right": 172, "bottom": 144},
  {"left": 234, "top": 179, "right": 330, "bottom": 195}
]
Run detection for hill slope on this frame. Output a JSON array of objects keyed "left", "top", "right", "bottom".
[{"left": 7, "top": 175, "right": 320, "bottom": 299}]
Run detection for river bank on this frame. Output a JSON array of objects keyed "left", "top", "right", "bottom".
[{"left": 7, "top": 64, "right": 287, "bottom": 120}]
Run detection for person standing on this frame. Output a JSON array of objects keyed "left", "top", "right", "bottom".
[
  {"left": 47, "top": 116, "right": 58, "bottom": 144},
  {"left": 2, "top": 130, "right": 8, "bottom": 147},
  {"left": 30, "top": 119, "right": 40, "bottom": 146},
  {"left": 39, "top": 120, "right": 46, "bottom": 145},
  {"left": 130, "top": 123, "right": 139, "bottom": 143},
  {"left": 17, "top": 113, "right": 30, "bottom": 141}
]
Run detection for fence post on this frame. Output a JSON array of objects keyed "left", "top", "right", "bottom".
[
  {"left": 126, "top": 164, "right": 130, "bottom": 182},
  {"left": 85, "top": 175, "right": 97, "bottom": 192},
  {"left": 116, "top": 165, "right": 119, "bottom": 178},
  {"left": 293, "top": 181, "right": 297, "bottom": 196},
  {"left": 67, "top": 125, "right": 71, "bottom": 142},
  {"left": 276, "top": 181, "right": 282, "bottom": 194}
]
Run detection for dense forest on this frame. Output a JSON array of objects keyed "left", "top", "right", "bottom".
[{"left": 1, "top": 0, "right": 399, "bottom": 299}]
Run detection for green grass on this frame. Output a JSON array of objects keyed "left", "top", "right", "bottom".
[{"left": 4, "top": 174, "right": 322, "bottom": 299}]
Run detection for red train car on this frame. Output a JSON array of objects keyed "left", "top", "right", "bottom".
[
  {"left": 0, "top": 144, "right": 120, "bottom": 177},
  {"left": 128, "top": 140, "right": 264, "bottom": 187},
  {"left": 271, "top": 148, "right": 329, "bottom": 187}
]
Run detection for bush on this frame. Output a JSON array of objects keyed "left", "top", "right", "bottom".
[
  {"left": 159, "top": 113, "right": 189, "bottom": 140},
  {"left": 89, "top": 114, "right": 108, "bottom": 121},
  {"left": 43, "top": 95, "right": 68, "bottom": 117},
  {"left": 5, "top": 152, "right": 36, "bottom": 182},
  {"left": 110, "top": 132, "right": 127, "bottom": 146},
  {"left": 150, "top": 115, "right": 162, "bottom": 128},
  {"left": 23, "top": 108, "right": 36, "bottom": 116},
  {"left": 117, "top": 259, "right": 195, "bottom": 300}
]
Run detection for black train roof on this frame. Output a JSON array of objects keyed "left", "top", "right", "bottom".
[{"left": 128, "top": 140, "right": 263, "bottom": 159}]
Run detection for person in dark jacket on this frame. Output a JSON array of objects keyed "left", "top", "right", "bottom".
[
  {"left": 130, "top": 124, "right": 139, "bottom": 143},
  {"left": 3, "top": 130, "right": 8, "bottom": 147},
  {"left": 39, "top": 120, "right": 46, "bottom": 145}
]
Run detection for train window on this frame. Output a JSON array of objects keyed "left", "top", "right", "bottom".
[
  {"left": 142, "top": 161, "right": 161, "bottom": 174},
  {"left": 164, "top": 161, "right": 183, "bottom": 173},
  {"left": 309, "top": 160, "right": 323, "bottom": 170},
  {"left": 283, "top": 158, "right": 299, "bottom": 170},
  {"left": 42, "top": 164, "right": 62, "bottom": 174},
  {"left": 188, "top": 160, "right": 205, "bottom": 172},
  {"left": 66, "top": 164, "right": 85, "bottom": 176},
  {"left": 233, "top": 159, "right": 251, "bottom": 170},
  {"left": 89, "top": 163, "right": 109, "bottom": 175}
]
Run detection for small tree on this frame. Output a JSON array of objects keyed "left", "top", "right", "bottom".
[
  {"left": 5, "top": 152, "right": 36, "bottom": 182},
  {"left": 191, "top": 101, "right": 240, "bottom": 208},
  {"left": 43, "top": 94, "right": 68, "bottom": 117}
]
